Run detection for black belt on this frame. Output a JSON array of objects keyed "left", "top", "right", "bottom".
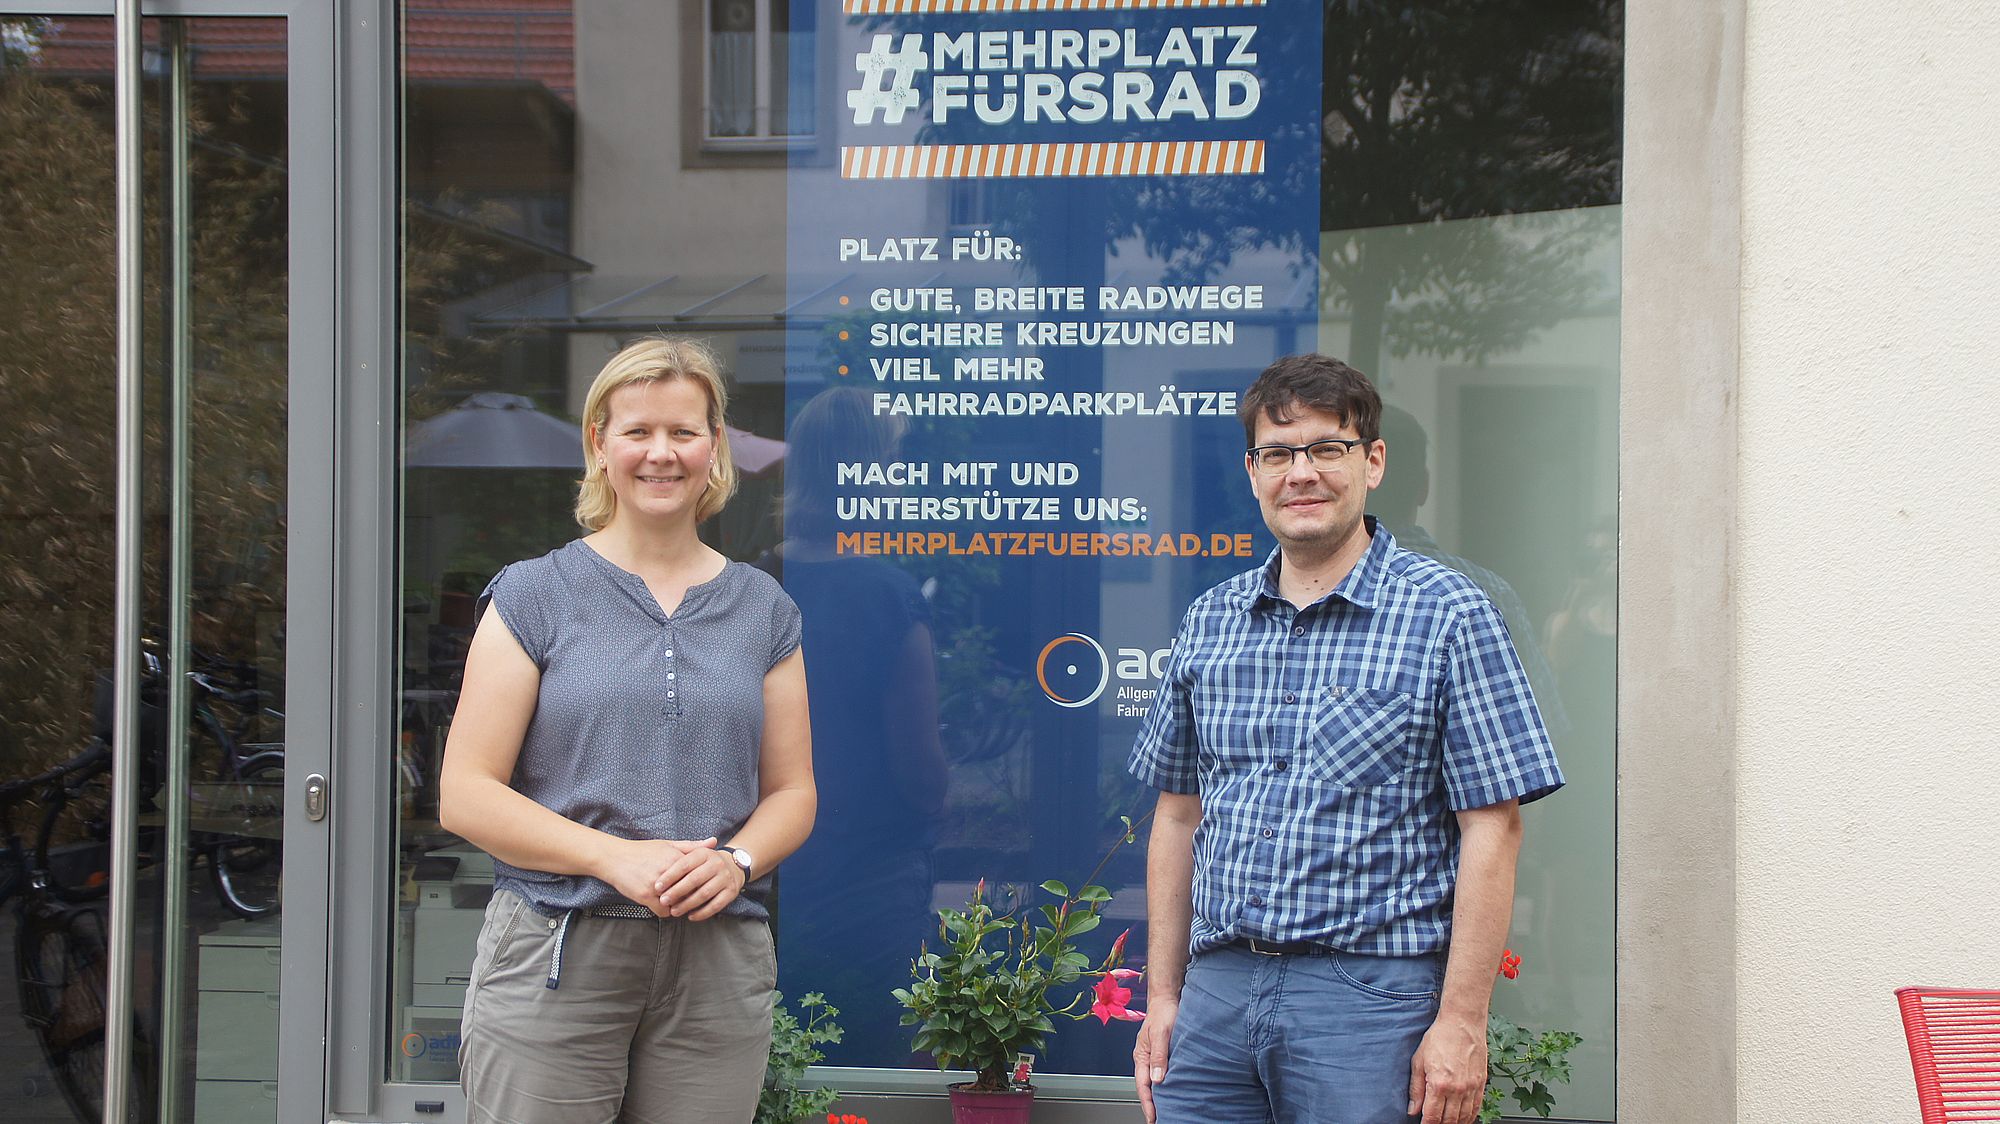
[
  {"left": 545, "top": 903, "right": 661, "bottom": 990},
  {"left": 1232, "top": 936, "right": 1332, "bottom": 957}
]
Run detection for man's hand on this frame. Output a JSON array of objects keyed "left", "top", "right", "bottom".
[
  {"left": 653, "top": 837, "right": 746, "bottom": 920},
  {"left": 1133, "top": 997, "right": 1178, "bottom": 1124},
  {"left": 1407, "top": 1009, "right": 1488, "bottom": 1124}
]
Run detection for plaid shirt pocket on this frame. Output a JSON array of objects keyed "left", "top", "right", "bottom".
[{"left": 1302, "top": 687, "right": 1414, "bottom": 788}]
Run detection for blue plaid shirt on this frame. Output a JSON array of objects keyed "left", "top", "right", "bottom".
[{"left": 1128, "top": 519, "right": 1563, "bottom": 957}]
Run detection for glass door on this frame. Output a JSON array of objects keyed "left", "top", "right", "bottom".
[{"left": 0, "top": 5, "right": 332, "bottom": 1122}]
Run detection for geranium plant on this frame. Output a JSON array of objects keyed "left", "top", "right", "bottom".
[
  {"left": 756, "top": 991, "right": 845, "bottom": 1124},
  {"left": 892, "top": 818, "right": 1145, "bottom": 1093},
  {"left": 1480, "top": 949, "right": 1583, "bottom": 1123}
]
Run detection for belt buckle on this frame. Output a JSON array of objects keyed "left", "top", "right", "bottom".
[{"left": 1244, "top": 937, "right": 1284, "bottom": 956}]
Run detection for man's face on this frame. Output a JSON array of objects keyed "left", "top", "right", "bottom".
[{"left": 1245, "top": 404, "right": 1386, "bottom": 560}]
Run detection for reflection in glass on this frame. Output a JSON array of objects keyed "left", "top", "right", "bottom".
[
  {"left": 765, "top": 388, "right": 947, "bottom": 1063},
  {"left": 708, "top": 0, "right": 755, "bottom": 138},
  {"left": 0, "top": 14, "right": 290, "bottom": 1122},
  {"left": 1346, "top": 211, "right": 1620, "bottom": 1120},
  {"left": 392, "top": 1, "right": 1621, "bottom": 1107}
]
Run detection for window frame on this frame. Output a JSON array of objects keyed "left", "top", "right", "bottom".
[{"left": 680, "top": 0, "right": 816, "bottom": 168}]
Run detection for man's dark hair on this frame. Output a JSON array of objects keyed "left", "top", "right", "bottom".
[{"left": 1238, "top": 354, "right": 1383, "bottom": 446}]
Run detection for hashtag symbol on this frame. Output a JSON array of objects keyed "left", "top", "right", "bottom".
[{"left": 847, "top": 33, "right": 926, "bottom": 126}]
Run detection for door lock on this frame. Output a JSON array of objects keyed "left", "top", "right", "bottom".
[{"left": 304, "top": 773, "right": 329, "bottom": 822}]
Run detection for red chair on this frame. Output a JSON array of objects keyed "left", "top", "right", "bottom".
[{"left": 1897, "top": 987, "right": 2000, "bottom": 1122}]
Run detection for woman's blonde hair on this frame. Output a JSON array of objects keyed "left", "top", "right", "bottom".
[{"left": 574, "top": 336, "right": 737, "bottom": 530}]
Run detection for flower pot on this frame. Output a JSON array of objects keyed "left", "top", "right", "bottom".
[{"left": 947, "top": 1082, "right": 1035, "bottom": 1124}]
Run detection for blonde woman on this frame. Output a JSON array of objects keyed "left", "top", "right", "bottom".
[{"left": 441, "top": 337, "right": 815, "bottom": 1123}]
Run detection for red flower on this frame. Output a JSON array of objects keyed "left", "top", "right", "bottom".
[
  {"left": 1497, "top": 950, "right": 1523, "bottom": 980},
  {"left": 1108, "top": 928, "right": 1130, "bottom": 963},
  {"left": 1090, "top": 972, "right": 1144, "bottom": 1024}
]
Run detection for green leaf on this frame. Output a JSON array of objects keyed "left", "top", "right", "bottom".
[
  {"left": 1076, "top": 884, "right": 1113, "bottom": 903},
  {"left": 1513, "top": 1082, "right": 1556, "bottom": 1116},
  {"left": 1040, "top": 879, "right": 1069, "bottom": 898}
]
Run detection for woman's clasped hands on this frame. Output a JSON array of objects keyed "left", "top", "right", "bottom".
[{"left": 596, "top": 836, "right": 745, "bottom": 920}]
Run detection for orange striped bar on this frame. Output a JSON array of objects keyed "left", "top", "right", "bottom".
[
  {"left": 846, "top": 0, "right": 1262, "bottom": 11},
  {"left": 841, "top": 140, "right": 1265, "bottom": 179}
]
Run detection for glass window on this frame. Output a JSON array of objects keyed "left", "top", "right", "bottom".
[
  {"left": 707, "top": 0, "right": 814, "bottom": 143},
  {"left": 394, "top": 3, "right": 1619, "bottom": 1115},
  {"left": 3, "top": 16, "right": 293, "bottom": 1122}
]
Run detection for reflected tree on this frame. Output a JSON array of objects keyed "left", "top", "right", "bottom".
[
  {"left": 0, "top": 24, "right": 288, "bottom": 778},
  {"left": 1321, "top": 0, "right": 1622, "bottom": 372}
]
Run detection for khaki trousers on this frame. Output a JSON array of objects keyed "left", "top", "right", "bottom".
[{"left": 459, "top": 889, "right": 775, "bottom": 1124}]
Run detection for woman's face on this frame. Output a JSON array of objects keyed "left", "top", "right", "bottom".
[{"left": 593, "top": 376, "right": 716, "bottom": 528}]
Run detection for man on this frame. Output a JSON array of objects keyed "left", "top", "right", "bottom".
[{"left": 1129, "top": 355, "right": 1563, "bottom": 1124}]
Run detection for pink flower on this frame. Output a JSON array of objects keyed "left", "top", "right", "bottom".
[
  {"left": 1090, "top": 973, "right": 1143, "bottom": 1024},
  {"left": 1108, "top": 928, "right": 1130, "bottom": 963}
]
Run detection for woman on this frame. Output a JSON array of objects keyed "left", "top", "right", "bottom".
[{"left": 440, "top": 337, "right": 814, "bottom": 1124}]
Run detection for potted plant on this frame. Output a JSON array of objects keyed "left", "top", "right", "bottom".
[
  {"left": 1480, "top": 950, "right": 1583, "bottom": 1123},
  {"left": 893, "top": 821, "right": 1144, "bottom": 1123}
]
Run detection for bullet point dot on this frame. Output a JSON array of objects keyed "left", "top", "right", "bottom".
[
  {"left": 838, "top": 295, "right": 850, "bottom": 306},
  {"left": 838, "top": 330, "right": 849, "bottom": 340},
  {"left": 838, "top": 365, "right": 849, "bottom": 376}
]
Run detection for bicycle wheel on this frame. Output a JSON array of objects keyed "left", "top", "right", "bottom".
[
  {"left": 210, "top": 752, "right": 283, "bottom": 919},
  {"left": 14, "top": 900, "right": 154, "bottom": 1122}
]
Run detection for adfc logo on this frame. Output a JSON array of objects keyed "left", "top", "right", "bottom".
[{"left": 1035, "top": 633, "right": 1109, "bottom": 708}]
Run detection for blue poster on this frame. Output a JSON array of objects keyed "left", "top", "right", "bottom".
[{"left": 777, "top": 0, "right": 1320, "bottom": 1077}]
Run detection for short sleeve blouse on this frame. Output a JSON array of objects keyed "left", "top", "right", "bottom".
[{"left": 477, "top": 540, "right": 802, "bottom": 918}]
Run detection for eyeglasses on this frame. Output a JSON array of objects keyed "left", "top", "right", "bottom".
[{"left": 1246, "top": 438, "right": 1370, "bottom": 475}]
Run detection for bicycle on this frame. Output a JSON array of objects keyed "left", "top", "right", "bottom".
[
  {"left": 179, "top": 648, "right": 285, "bottom": 919},
  {"left": 1, "top": 739, "right": 157, "bottom": 1122},
  {"left": 102, "top": 643, "right": 286, "bottom": 919}
]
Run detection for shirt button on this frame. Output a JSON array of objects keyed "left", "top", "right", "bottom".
[
  {"left": 1249, "top": 895, "right": 1264, "bottom": 907},
  {"left": 666, "top": 673, "right": 675, "bottom": 680},
  {"left": 1293, "top": 625, "right": 1304, "bottom": 636},
  {"left": 667, "top": 691, "right": 676, "bottom": 699},
  {"left": 664, "top": 649, "right": 674, "bottom": 657},
  {"left": 1283, "top": 691, "right": 1296, "bottom": 704},
  {"left": 1273, "top": 759, "right": 1289, "bottom": 772},
  {"left": 1261, "top": 827, "right": 1274, "bottom": 838}
]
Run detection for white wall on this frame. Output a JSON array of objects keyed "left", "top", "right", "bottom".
[{"left": 1736, "top": 2, "right": 2000, "bottom": 1118}]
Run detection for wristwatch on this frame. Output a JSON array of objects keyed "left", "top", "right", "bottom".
[{"left": 717, "top": 844, "right": 754, "bottom": 886}]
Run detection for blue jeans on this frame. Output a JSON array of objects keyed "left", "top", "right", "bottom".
[{"left": 1152, "top": 944, "right": 1445, "bottom": 1124}]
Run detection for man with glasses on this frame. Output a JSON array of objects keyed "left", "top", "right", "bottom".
[{"left": 1128, "top": 354, "right": 1564, "bottom": 1124}]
